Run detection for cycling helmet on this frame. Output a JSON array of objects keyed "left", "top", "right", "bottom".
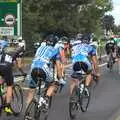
[
  {"left": 81, "top": 33, "right": 91, "bottom": 43},
  {"left": 46, "top": 34, "right": 58, "bottom": 47},
  {"left": 60, "top": 36, "right": 68, "bottom": 43}
]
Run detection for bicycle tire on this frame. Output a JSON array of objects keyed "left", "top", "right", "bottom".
[
  {"left": 108, "top": 53, "right": 114, "bottom": 72},
  {"left": 69, "top": 86, "right": 80, "bottom": 119},
  {"left": 10, "top": 84, "right": 23, "bottom": 115},
  {"left": 24, "top": 99, "right": 38, "bottom": 120},
  {"left": 0, "top": 96, "right": 4, "bottom": 116},
  {"left": 80, "top": 87, "right": 91, "bottom": 112}
]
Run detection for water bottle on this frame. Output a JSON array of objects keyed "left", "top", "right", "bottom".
[{"left": 79, "top": 84, "right": 84, "bottom": 94}]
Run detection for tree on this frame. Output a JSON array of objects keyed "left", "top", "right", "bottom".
[
  {"left": 102, "top": 15, "right": 115, "bottom": 31},
  {"left": 22, "top": 0, "right": 113, "bottom": 51}
]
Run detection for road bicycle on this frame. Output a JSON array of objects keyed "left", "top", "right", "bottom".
[
  {"left": 69, "top": 71, "right": 97, "bottom": 119},
  {"left": 0, "top": 73, "right": 26, "bottom": 116},
  {"left": 24, "top": 75, "right": 63, "bottom": 120}
]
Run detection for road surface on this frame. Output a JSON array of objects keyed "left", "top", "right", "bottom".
[{"left": 1, "top": 59, "right": 120, "bottom": 120}]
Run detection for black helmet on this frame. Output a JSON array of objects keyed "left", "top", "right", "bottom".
[
  {"left": 81, "top": 33, "right": 91, "bottom": 43},
  {"left": 46, "top": 34, "right": 58, "bottom": 47},
  {"left": 60, "top": 36, "right": 68, "bottom": 43}
]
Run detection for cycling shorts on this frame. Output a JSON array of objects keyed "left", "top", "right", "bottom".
[
  {"left": 72, "top": 55, "right": 92, "bottom": 77},
  {"left": 105, "top": 43, "right": 115, "bottom": 55},
  {"left": 28, "top": 63, "right": 55, "bottom": 88},
  {"left": 0, "top": 63, "right": 13, "bottom": 86}
]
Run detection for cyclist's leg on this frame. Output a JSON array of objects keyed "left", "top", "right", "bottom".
[
  {"left": 26, "top": 69, "right": 37, "bottom": 106},
  {"left": 105, "top": 43, "right": 110, "bottom": 63},
  {"left": 56, "top": 60, "right": 66, "bottom": 85},
  {"left": 42, "top": 65, "right": 59, "bottom": 97},
  {"left": 0, "top": 64, "right": 14, "bottom": 113},
  {"left": 70, "top": 62, "right": 80, "bottom": 95},
  {"left": 80, "top": 61, "right": 92, "bottom": 87}
]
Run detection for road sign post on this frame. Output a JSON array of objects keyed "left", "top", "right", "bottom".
[{"left": 0, "top": 0, "right": 22, "bottom": 36}]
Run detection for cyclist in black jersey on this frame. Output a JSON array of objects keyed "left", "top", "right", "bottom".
[{"left": 0, "top": 46, "right": 25, "bottom": 114}]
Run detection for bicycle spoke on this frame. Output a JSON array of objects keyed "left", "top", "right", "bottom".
[
  {"left": 24, "top": 100, "right": 37, "bottom": 120},
  {"left": 69, "top": 87, "right": 80, "bottom": 119},
  {"left": 10, "top": 84, "right": 23, "bottom": 114}
]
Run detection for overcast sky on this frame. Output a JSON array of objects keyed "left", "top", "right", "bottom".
[{"left": 106, "top": 0, "right": 120, "bottom": 25}]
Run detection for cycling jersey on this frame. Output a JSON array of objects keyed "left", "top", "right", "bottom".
[
  {"left": 29, "top": 45, "right": 61, "bottom": 88},
  {"left": 31, "top": 45, "right": 59, "bottom": 68},
  {"left": 0, "top": 46, "right": 24, "bottom": 66},
  {"left": 114, "top": 37, "right": 120, "bottom": 47},
  {"left": 114, "top": 37, "right": 120, "bottom": 57},
  {"left": 71, "top": 42, "right": 96, "bottom": 74},
  {"left": 0, "top": 40, "right": 8, "bottom": 49},
  {"left": 72, "top": 42, "right": 96, "bottom": 63},
  {"left": 0, "top": 46, "right": 24, "bottom": 86}
]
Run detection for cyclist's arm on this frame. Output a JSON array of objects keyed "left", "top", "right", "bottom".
[
  {"left": 91, "top": 55, "right": 99, "bottom": 75},
  {"left": 90, "top": 46, "right": 100, "bottom": 76}
]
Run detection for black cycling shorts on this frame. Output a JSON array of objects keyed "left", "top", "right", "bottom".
[
  {"left": 0, "top": 63, "right": 13, "bottom": 86},
  {"left": 29, "top": 68, "right": 46, "bottom": 88},
  {"left": 73, "top": 62, "right": 92, "bottom": 74},
  {"left": 105, "top": 43, "right": 115, "bottom": 55}
]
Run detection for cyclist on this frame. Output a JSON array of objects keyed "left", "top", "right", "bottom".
[
  {"left": 26, "top": 34, "right": 66, "bottom": 108},
  {"left": 105, "top": 37, "right": 116, "bottom": 68},
  {"left": 114, "top": 36, "right": 120, "bottom": 73},
  {"left": 0, "top": 45, "right": 25, "bottom": 115},
  {"left": 54, "top": 37, "right": 67, "bottom": 80},
  {"left": 70, "top": 33, "right": 100, "bottom": 95}
]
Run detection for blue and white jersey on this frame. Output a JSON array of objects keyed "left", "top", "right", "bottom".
[
  {"left": 54, "top": 42, "right": 64, "bottom": 60},
  {"left": 0, "top": 40, "right": 8, "bottom": 49},
  {"left": 31, "top": 45, "right": 59, "bottom": 69},
  {"left": 54, "top": 42, "right": 64, "bottom": 51},
  {"left": 72, "top": 42, "right": 96, "bottom": 63}
]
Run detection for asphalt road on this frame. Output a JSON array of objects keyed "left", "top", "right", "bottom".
[{"left": 1, "top": 61, "right": 120, "bottom": 120}]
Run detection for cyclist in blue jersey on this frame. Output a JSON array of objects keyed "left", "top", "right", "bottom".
[
  {"left": 70, "top": 33, "right": 100, "bottom": 95},
  {"left": 0, "top": 36, "right": 9, "bottom": 52},
  {"left": 26, "top": 34, "right": 66, "bottom": 108},
  {"left": 54, "top": 37, "right": 67, "bottom": 84}
]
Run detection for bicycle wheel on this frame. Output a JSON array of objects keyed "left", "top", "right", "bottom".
[
  {"left": 39, "top": 96, "right": 52, "bottom": 120},
  {"left": 80, "top": 87, "right": 91, "bottom": 112},
  {"left": 10, "top": 84, "right": 23, "bottom": 115},
  {"left": 24, "top": 99, "right": 38, "bottom": 120},
  {"left": 0, "top": 96, "right": 4, "bottom": 116},
  {"left": 69, "top": 86, "right": 80, "bottom": 119}
]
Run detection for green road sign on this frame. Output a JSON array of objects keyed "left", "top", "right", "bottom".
[{"left": 0, "top": 0, "right": 21, "bottom": 36}]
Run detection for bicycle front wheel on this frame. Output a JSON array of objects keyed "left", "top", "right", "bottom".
[
  {"left": 10, "top": 84, "right": 23, "bottom": 115},
  {"left": 80, "top": 88, "right": 91, "bottom": 112}
]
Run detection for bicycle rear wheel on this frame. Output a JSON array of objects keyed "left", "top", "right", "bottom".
[
  {"left": 24, "top": 96, "right": 52, "bottom": 120},
  {"left": 108, "top": 54, "right": 113, "bottom": 72},
  {"left": 69, "top": 86, "right": 80, "bottom": 119},
  {"left": 10, "top": 84, "right": 23, "bottom": 115},
  {"left": 80, "top": 87, "right": 91, "bottom": 112}
]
